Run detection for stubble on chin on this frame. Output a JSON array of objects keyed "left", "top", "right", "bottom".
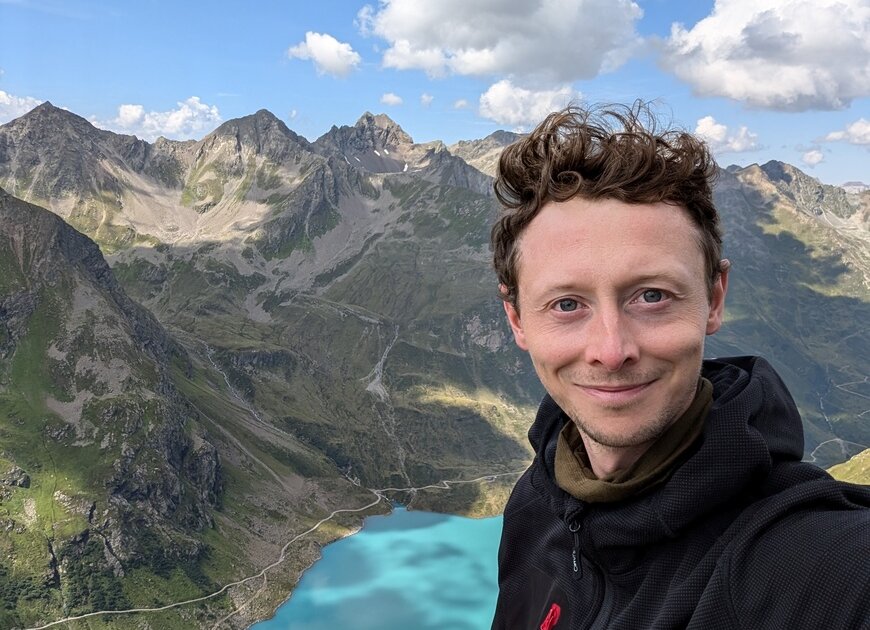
[
  {"left": 569, "top": 403, "right": 680, "bottom": 449},
  {"left": 560, "top": 377, "right": 699, "bottom": 450}
]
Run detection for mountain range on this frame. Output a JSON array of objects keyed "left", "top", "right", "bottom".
[{"left": 0, "top": 103, "right": 867, "bottom": 628}]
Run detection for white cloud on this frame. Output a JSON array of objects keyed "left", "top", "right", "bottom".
[
  {"left": 0, "top": 89, "right": 44, "bottom": 123},
  {"left": 694, "top": 116, "right": 759, "bottom": 154},
  {"left": 824, "top": 118, "right": 870, "bottom": 145},
  {"left": 660, "top": 0, "right": 870, "bottom": 111},
  {"left": 380, "top": 92, "right": 403, "bottom": 106},
  {"left": 288, "top": 32, "right": 361, "bottom": 78},
  {"left": 289, "top": 109, "right": 298, "bottom": 119},
  {"left": 479, "top": 80, "right": 579, "bottom": 128},
  {"left": 420, "top": 92, "right": 434, "bottom": 107},
  {"left": 801, "top": 149, "right": 824, "bottom": 167},
  {"left": 357, "top": 0, "right": 642, "bottom": 83},
  {"left": 453, "top": 99, "right": 469, "bottom": 110},
  {"left": 116, "top": 103, "right": 144, "bottom": 127},
  {"left": 104, "top": 96, "right": 222, "bottom": 141}
]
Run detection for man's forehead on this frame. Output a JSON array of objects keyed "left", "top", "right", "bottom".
[
  {"left": 519, "top": 198, "right": 701, "bottom": 248},
  {"left": 514, "top": 198, "right": 707, "bottom": 288}
]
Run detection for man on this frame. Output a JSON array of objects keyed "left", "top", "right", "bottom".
[{"left": 490, "top": 105, "right": 870, "bottom": 629}]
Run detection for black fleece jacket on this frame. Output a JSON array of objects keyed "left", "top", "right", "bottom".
[{"left": 492, "top": 356, "right": 870, "bottom": 629}]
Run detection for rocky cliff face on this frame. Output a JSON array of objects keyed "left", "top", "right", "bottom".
[
  {"left": 449, "top": 129, "right": 523, "bottom": 177},
  {"left": 0, "top": 103, "right": 198, "bottom": 251},
  {"left": 319, "top": 111, "right": 414, "bottom": 156},
  {"left": 707, "top": 165, "right": 869, "bottom": 463},
  {"left": 759, "top": 160, "right": 858, "bottom": 221},
  {"left": 0, "top": 102, "right": 134, "bottom": 202},
  {"left": 313, "top": 112, "right": 494, "bottom": 195},
  {"left": 0, "top": 188, "right": 221, "bottom": 623}
]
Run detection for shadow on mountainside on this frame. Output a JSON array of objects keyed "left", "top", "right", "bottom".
[
  {"left": 710, "top": 174, "right": 870, "bottom": 466},
  {"left": 109, "top": 233, "right": 538, "bottom": 514}
]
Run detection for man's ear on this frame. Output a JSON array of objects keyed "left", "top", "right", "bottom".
[
  {"left": 706, "top": 259, "right": 730, "bottom": 335},
  {"left": 502, "top": 292, "right": 528, "bottom": 351}
]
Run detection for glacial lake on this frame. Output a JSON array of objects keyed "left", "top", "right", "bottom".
[{"left": 251, "top": 507, "right": 503, "bottom": 630}]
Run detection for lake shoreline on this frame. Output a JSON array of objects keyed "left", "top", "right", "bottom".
[{"left": 248, "top": 503, "right": 504, "bottom": 629}]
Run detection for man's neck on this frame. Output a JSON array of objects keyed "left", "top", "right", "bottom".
[{"left": 581, "top": 436, "right": 656, "bottom": 479}]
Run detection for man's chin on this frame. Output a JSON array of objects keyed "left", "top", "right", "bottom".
[
  {"left": 580, "top": 428, "right": 665, "bottom": 450},
  {"left": 569, "top": 411, "right": 675, "bottom": 450}
]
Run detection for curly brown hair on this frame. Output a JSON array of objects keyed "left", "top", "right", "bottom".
[{"left": 492, "top": 103, "right": 722, "bottom": 309}]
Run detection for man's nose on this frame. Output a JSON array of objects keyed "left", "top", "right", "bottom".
[{"left": 583, "top": 307, "right": 639, "bottom": 371}]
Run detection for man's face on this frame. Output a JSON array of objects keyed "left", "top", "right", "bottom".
[{"left": 503, "top": 198, "right": 727, "bottom": 449}]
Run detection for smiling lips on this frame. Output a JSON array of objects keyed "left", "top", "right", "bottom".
[{"left": 577, "top": 381, "right": 654, "bottom": 405}]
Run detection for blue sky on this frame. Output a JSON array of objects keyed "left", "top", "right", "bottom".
[{"left": 1, "top": 0, "right": 867, "bottom": 185}]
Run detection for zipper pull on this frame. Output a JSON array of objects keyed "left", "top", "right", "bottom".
[
  {"left": 568, "top": 520, "right": 582, "bottom": 580},
  {"left": 540, "top": 602, "right": 562, "bottom": 630}
]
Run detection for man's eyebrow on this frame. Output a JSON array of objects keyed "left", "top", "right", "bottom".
[
  {"left": 539, "top": 271, "right": 693, "bottom": 294},
  {"left": 623, "top": 271, "right": 693, "bottom": 287}
]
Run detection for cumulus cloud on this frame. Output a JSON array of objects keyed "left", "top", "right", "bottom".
[
  {"left": 659, "top": 0, "right": 870, "bottom": 110},
  {"left": 479, "top": 80, "right": 579, "bottom": 128},
  {"left": 801, "top": 149, "right": 824, "bottom": 166},
  {"left": 824, "top": 118, "right": 870, "bottom": 145},
  {"left": 380, "top": 92, "right": 403, "bottom": 106},
  {"left": 694, "top": 116, "right": 759, "bottom": 154},
  {"left": 0, "top": 90, "right": 44, "bottom": 123},
  {"left": 288, "top": 32, "right": 362, "bottom": 78},
  {"left": 104, "top": 96, "right": 221, "bottom": 141},
  {"left": 453, "top": 99, "right": 469, "bottom": 110},
  {"left": 357, "top": 0, "right": 642, "bottom": 83},
  {"left": 420, "top": 92, "right": 434, "bottom": 107}
]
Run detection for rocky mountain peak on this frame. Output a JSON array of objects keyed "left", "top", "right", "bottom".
[
  {"left": 355, "top": 110, "right": 403, "bottom": 130},
  {"left": 21, "top": 100, "right": 64, "bottom": 120},
  {"left": 448, "top": 129, "right": 523, "bottom": 178},
  {"left": 354, "top": 110, "right": 375, "bottom": 125},
  {"left": 211, "top": 109, "right": 307, "bottom": 147},
  {"left": 3, "top": 100, "right": 101, "bottom": 141},
  {"left": 486, "top": 129, "right": 523, "bottom": 145},
  {"left": 197, "top": 109, "right": 311, "bottom": 165},
  {"left": 841, "top": 181, "right": 869, "bottom": 193},
  {"left": 311, "top": 112, "right": 414, "bottom": 173},
  {"left": 758, "top": 160, "right": 857, "bottom": 220},
  {"left": 350, "top": 111, "right": 413, "bottom": 148},
  {"left": 0, "top": 102, "right": 147, "bottom": 205},
  {"left": 760, "top": 160, "right": 802, "bottom": 185},
  {"left": 27, "top": 99, "right": 56, "bottom": 115},
  {"left": 213, "top": 108, "right": 279, "bottom": 133}
]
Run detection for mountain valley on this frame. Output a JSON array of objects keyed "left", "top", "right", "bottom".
[{"left": 0, "top": 103, "right": 867, "bottom": 628}]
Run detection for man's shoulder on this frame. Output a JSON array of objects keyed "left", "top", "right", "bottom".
[
  {"left": 724, "top": 477, "right": 870, "bottom": 627},
  {"left": 733, "top": 492, "right": 869, "bottom": 566},
  {"left": 737, "top": 468, "right": 870, "bottom": 551}
]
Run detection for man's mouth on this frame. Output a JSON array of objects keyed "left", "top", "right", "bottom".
[
  {"left": 583, "top": 383, "right": 649, "bottom": 391},
  {"left": 576, "top": 381, "right": 654, "bottom": 404}
]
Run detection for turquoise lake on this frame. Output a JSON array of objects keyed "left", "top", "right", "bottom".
[{"left": 251, "top": 507, "right": 503, "bottom": 630}]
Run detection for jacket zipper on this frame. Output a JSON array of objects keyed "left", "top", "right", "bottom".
[
  {"left": 568, "top": 518, "right": 582, "bottom": 580},
  {"left": 569, "top": 511, "right": 609, "bottom": 628},
  {"left": 540, "top": 602, "right": 561, "bottom": 630}
]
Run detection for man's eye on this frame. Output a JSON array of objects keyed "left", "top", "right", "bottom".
[
  {"left": 641, "top": 289, "right": 664, "bottom": 303},
  {"left": 556, "top": 298, "right": 578, "bottom": 312}
]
